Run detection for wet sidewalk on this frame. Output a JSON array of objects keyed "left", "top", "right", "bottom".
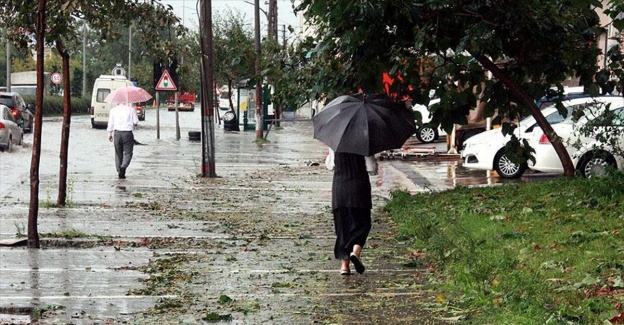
[{"left": 1, "top": 118, "right": 456, "bottom": 324}]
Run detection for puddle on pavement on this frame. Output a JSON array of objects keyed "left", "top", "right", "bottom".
[{"left": 401, "top": 155, "right": 557, "bottom": 188}]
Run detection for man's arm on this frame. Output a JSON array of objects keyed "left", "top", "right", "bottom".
[
  {"left": 132, "top": 105, "right": 139, "bottom": 126},
  {"left": 107, "top": 108, "right": 115, "bottom": 142}
]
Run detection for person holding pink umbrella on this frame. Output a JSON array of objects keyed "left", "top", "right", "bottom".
[{"left": 104, "top": 85, "right": 152, "bottom": 179}]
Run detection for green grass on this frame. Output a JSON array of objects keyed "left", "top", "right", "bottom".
[
  {"left": 384, "top": 172, "right": 624, "bottom": 324},
  {"left": 40, "top": 228, "right": 89, "bottom": 239}
]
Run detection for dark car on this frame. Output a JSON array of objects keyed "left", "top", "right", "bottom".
[
  {"left": 134, "top": 102, "right": 146, "bottom": 121},
  {"left": 0, "top": 92, "right": 34, "bottom": 133}
]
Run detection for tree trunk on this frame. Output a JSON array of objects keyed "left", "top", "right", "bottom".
[
  {"left": 227, "top": 77, "right": 235, "bottom": 113},
  {"left": 199, "top": 0, "right": 216, "bottom": 177},
  {"left": 56, "top": 40, "right": 72, "bottom": 206},
  {"left": 473, "top": 54, "right": 575, "bottom": 176},
  {"left": 28, "top": 0, "right": 47, "bottom": 248}
]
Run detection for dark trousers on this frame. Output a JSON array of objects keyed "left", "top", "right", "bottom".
[
  {"left": 333, "top": 207, "right": 371, "bottom": 260},
  {"left": 113, "top": 131, "right": 134, "bottom": 172}
]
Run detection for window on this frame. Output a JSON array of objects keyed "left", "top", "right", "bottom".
[{"left": 97, "top": 89, "right": 111, "bottom": 102}]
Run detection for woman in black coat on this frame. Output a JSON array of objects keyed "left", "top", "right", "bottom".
[{"left": 331, "top": 151, "right": 376, "bottom": 275}]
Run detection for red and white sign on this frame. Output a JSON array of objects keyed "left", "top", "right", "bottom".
[
  {"left": 155, "top": 69, "right": 177, "bottom": 91},
  {"left": 51, "top": 72, "right": 62, "bottom": 85}
]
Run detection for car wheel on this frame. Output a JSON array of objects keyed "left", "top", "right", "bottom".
[
  {"left": 25, "top": 119, "right": 33, "bottom": 133},
  {"left": 7, "top": 136, "right": 12, "bottom": 152},
  {"left": 494, "top": 150, "right": 527, "bottom": 178},
  {"left": 577, "top": 151, "right": 616, "bottom": 178},
  {"left": 416, "top": 127, "right": 438, "bottom": 143},
  {"left": 18, "top": 133, "right": 23, "bottom": 146}
]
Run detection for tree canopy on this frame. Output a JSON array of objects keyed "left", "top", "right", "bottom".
[{"left": 288, "top": 0, "right": 623, "bottom": 176}]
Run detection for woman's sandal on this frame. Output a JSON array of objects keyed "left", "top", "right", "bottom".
[
  {"left": 340, "top": 268, "right": 351, "bottom": 275},
  {"left": 349, "top": 253, "right": 366, "bottom": 274}
]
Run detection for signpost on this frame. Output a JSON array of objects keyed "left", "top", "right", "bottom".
[
  {"left": 155, "top": 69, "right": 180, "bottom": 140},
  {"left": 50, "top": 72, "right": 62, "bottom": 85},
  {"left": 155, "top": 69, "right": 177, "bottom": 91}
]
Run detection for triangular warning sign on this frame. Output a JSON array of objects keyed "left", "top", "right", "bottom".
[{"left": 155, "top": 69, "right": 177, "bottom": 91}]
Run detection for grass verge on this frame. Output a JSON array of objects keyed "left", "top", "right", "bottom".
[{"left": 384, "top": 172, "right": 624, "bottom": 324}]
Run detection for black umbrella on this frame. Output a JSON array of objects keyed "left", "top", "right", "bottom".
[{"left": 313, "top": 94, "right": 417, "bottom": 156}]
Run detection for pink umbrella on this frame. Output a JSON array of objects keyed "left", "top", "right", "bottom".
[{"left": 104, "top": 85, "right": 153, "bottom": 105}]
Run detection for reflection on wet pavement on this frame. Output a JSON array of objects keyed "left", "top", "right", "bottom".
[{"left": 0, "top": 111, "right": 558, "bottom": 324}]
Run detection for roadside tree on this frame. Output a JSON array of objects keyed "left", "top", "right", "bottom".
[
  {"left": 292, "top": 0, "right": 615, "bottom": 177},
  {"left": 213, "top": 9, "right": 256, "bottom": 113},
  {"left": 0, "top": 0, "right": 184, "bottom": 248}
]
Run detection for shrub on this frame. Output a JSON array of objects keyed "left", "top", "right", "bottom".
[{"left": 23, "top": 95, "right": 91, "bottom": 116}]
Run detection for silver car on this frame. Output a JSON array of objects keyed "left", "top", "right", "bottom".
[{"left": 0, "top": 104, "right": 24, "bottom": 152}]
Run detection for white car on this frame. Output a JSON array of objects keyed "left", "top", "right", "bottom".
[
  {"left": 0, "top": 104, "right": 24, "bottom": 152},
  {"left": 528, "top": 97, "right": 624, "bottom": 177},
  {"left": 412, "top": 98, "right": 447, "bottom": 143},
  {"left": 218, "top": 87, "right": 238, "bottom": 111},
  {"left": 461, "top": 96, "right": 623, "bottom": 178}
]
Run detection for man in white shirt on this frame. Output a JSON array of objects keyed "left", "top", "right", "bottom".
[{"left": 107, "top": 103, "right": 138, "bottom": 179}]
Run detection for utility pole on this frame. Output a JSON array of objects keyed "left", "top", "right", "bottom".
[
  {"left": 82, "top": 22, "right": 87, "bottom": 97},
  {"left": 128, "top": 25, "right": 132, "bottom": 79},
  {"left": 6, "top": 36, "right": 11, "bottom": 91},
  {"left": 282, "top": 24, "right": 286, "bottom": 50},
  {"left": 254, "top": 0, "right": 263, "bottom": 139},
  {"left": 268, "top": 0, "right": 278, "bottom": 40},
  {"left": 199, "top": 0, "right": 216, "bottom": 177}
]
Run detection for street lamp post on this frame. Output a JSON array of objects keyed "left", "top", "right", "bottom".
[
  {"left": 243, "top": 0, "right": 273, "bottom": 38},
  {"left": 82, "top": 22, "right": 87, "bottom": 97},
  {"left": 6, "top": 36, "right": 11, "bottom": 91},
  {"left": 128, "top": 25, "right": 132, "bottom": 79}
]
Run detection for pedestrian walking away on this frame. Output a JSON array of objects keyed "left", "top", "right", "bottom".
[
  {"left": 107, "top": 103, "right": 138, "bottom": 179},
  {"left": 327, "top": 150, "right": 378, "bottom": 275},
  {"left": 314, "top": 93, "right": 415, "bottom": 275}
]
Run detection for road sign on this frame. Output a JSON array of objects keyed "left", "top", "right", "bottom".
[
  {"left": 51, "top": 72, "right": 62, "bottom": 85},
  {"left": 155, "top": 69, "right": 177, "bottom": 91}
]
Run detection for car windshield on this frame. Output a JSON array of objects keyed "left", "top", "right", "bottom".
[{"left": 220, "top": 92, "right": 230, "bottom": 99}]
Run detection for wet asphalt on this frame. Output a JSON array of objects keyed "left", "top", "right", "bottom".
[{"left": 0, "top": 107, "right": 516, "bottom": 324}]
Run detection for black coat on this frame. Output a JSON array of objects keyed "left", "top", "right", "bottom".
[{"left": 332, "top": 152, "right": 372, "bottom": 210}]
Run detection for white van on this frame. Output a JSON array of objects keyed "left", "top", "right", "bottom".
[
  {"left": 90, "top": 75, "right": 133, "bottom": 128},
  {"left": 218, "top": 86, "right": 238, "bottom": 111}
]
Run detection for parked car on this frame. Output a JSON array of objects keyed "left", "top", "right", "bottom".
[
  {"left": 412, "top": 98, "right": 447, "bottom": 143},
  {"left": 528, "top": 97, "right": 624, "bottom": 177},
  {"left": 535, "top": 86, "right": 586, "bottom": 109},
  {"left": 0, "top": 104, "right": 24, "bottom": 152},
  {"left": 218, "top": 88, "right": 240, "bottom": 111},
  {"left": 461, "top": 96, "right": 623, "bottom": 178},
  {"left": 0, "top": 92, "right": 34, "bottom": 133}
]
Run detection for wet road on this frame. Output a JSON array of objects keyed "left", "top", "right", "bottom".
[
  {"left": 0, "top": 106, "right": 542, "bottom": 324},
  {"left": 0, "top": 107, "right": 537, "bottom": 200}
]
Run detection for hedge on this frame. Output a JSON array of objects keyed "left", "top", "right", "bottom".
[{"left": 23, "top": 95, "right": 91, "bottom": 116}]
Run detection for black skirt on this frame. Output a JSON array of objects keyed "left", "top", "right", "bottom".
[{"left": 333, "top": 207, "right": 371, "bottom": 260}]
